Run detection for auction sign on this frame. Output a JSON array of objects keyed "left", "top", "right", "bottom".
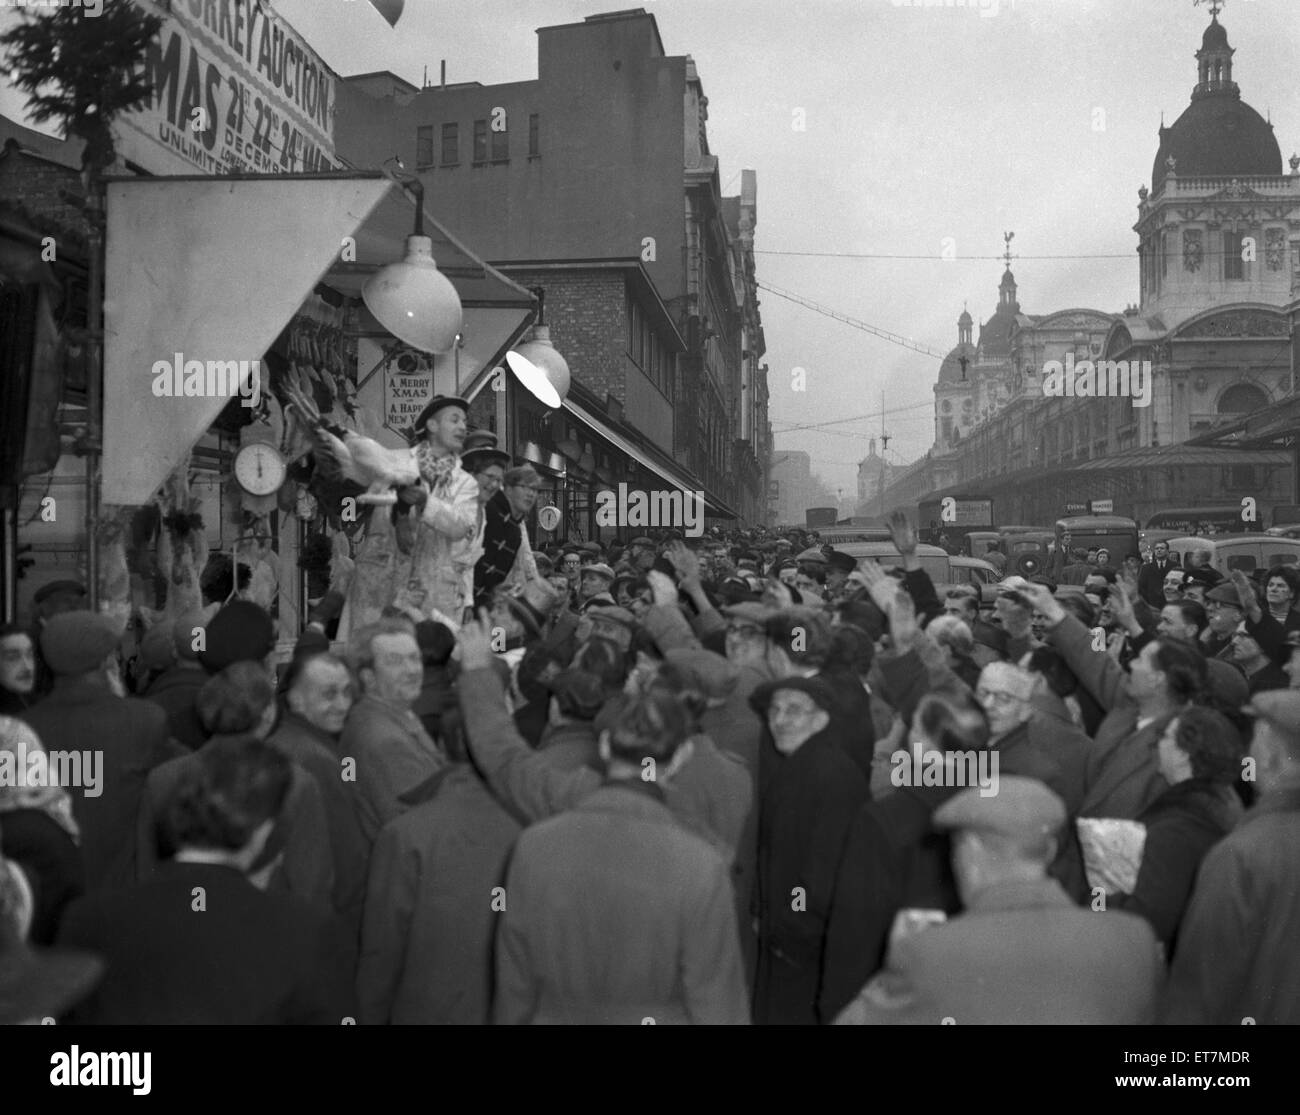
[{"left": 115, "top": 0, "right": 338, "bottom": 176}]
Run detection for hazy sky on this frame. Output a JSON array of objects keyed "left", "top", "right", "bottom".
[{"left": 4, "top": 0, "right": 1298, "bottom": 496}]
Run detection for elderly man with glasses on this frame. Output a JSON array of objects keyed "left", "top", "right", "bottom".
[{"left": 471, "top": 463, "right": 542, "bottom": 614}]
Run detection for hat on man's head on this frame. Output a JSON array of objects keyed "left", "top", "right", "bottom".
[
  {"left": 585, "top": 605, "right": 637, "bottom": 631},
  {"left": 461, "top": 429, "right": 511, "bottom": 473},
  {"left": 933, "top": 777, "right": 1066, "bottom": 841},
  {"left": 1205, "top": 584, "right": 1245, "bottom": 608},
  {"left": 1246, "top": 690, "right": 1300, "bottom": 741},
  {"left": 664, "top": 648, "right": 739, "bottom": 700},
  {"left": 749, "top": 675, "right": 840, "bottom": 717},
  {"left": 541, "top": 669, "right": 607, "bottom": 720},
  {"left": 796, "top": 547, "right": 828, "bottom": 565},
  {"left": 503, "top": 596, "right": 544, "bottom": 641},
  {"left": 197, "top": 600, "right": 276, "bottom": 674},
  {"left": 412, "top": 395, "right": 469, "bottom": 437},
  {"left": 1203, "top": 658, "right": 1249, "bottom": 708},
  {"left": 628, "top": 536, "right": 654, "bottom": 549},
  {"left": 580, "top": 563, "right": 615, "bottom": 582},
  {"left": 39, "top": 612, "right": 122, "bottom": 676},
  {"left": 33, "top": 580, "right": 86, "bottom": 607},
  {"left": 826, "top": 550, "right": 857, "bottom": 575}
]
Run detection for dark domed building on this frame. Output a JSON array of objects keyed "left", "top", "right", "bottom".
[
  {"left": 1151, "top": 14, "right": 1282, "bottom": 195},
  {"left": 892, "top": 10, "right": 1300, "bottom": 529}
]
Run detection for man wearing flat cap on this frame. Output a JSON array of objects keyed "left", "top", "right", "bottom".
[
  {"left": 1164, "top": 690, "right": 1300, "bottom": 1024},
  {"left": 836, "top": 778, "right": 1161, "bottom": 1025},
  {"left": 464, "top": 443, "right": 540, "bottom": 614},
  {"left": 576, "top": 562, "right": 617, "bottom": 613},
  {"left": 390, "top": 395, "right": 479, "bottom": 630},
  {"left": 24, "top": 612, "right": 181, "bottom": 892}
]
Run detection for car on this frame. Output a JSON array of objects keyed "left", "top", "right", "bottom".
[
  {"left": 834, "top": 541, "right": 952, "bottom": 584},
  {"left": 1165, "top": 535, "right": 1300, "bottom": 576},
  {"left": 999, "top": 531, "right": 1056, "bottom": 577},
  {"left": 947, "top": 555, "right": 1001, "bottom": 605},
  {"left": 1265, "top": 524, "right": 1300, "bottom": 540}
]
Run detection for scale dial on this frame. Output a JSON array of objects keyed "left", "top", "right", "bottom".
[{"left": 234, "top": 442, "right": 287, "bottom": 496}]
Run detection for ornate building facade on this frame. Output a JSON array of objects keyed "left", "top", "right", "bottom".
[{"left": 881, "top": 11, "right": 1299, "bottom": 526}]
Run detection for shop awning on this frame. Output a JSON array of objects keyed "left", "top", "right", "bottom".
[
  {"left": 562, "top": 397, "right": 739, "bottom": 520},
  {"left": 101, "top": 171, "right": 536, "bottom": 507}
]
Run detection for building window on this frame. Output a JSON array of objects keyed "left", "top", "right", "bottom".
[
  {"left": 441, "top": 123, "right": 458, "bottom": 165},
  {"left": 1224, "top": 230, "right": 1245, "bottom": 280},
  {"left": 416, "top": 126, "right": 434, "bottom": 168},
  {"left": 473, "top": 120, "right": 487, "bottom": 164},
  {"left": 1160, "top": 230, "right": 1169, "bottom": 279},
  {"left": 528, "top": 113, "right": 539, "bottom": 157},
  {"left": 491, "top": 125, "right": 508, "bottom": 162}
]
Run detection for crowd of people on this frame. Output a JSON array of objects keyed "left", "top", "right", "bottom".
[{"left": 1, "top": 506, "right": 1297, "bottom": 1025}]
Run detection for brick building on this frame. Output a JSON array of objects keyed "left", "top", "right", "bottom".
[{"left": 334, "top": 7, "right": 770, "bottom": 528}]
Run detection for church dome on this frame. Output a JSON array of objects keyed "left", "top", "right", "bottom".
[
  {"left": 1201, "top": 17, "right": 1228, "bottom": 50},
  {"left": 1152, "top": 16, "right": 1281, "bottom": 194},
  {"left": 938, "top": 342, "right": 976, "bottom": 385},
  {"left": 1153, "top": 98, "right": 1281, "bottom": 192}
]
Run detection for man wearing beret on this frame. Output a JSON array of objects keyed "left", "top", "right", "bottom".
[
  {"left": 389, "top": 396, "right": 479, "bottom": 630},
  {"left": 23, "top": 612, "right": 182, "bottom": 892},
  {"left": 835, "top": 778, "right": 1161, "bottom": 1024},
  {"left": 1162, "top": 690, "right": 1300, "bottom": 1024}
]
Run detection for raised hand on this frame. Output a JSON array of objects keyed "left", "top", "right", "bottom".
[
  {"left": 457, "top": 608, "right": 497, "bottom": 670},
  {"left": 886, "top": 510, "right": 918, "bottom": 556},
  {"left": 646, "top": 569, "right": 679, "bottom": 606},
  {"left": 1020, "top": 581, "right": 1066, "bottom": 627},
  {"left": 856, "top": 560, "right": 896, "bottom": 612},
  {"left": 666, "top": 541, "right": 702, "bottom": 589}
]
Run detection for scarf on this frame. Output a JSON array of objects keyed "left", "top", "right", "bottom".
[
  {"left": 415, "top": 441, "right": 457, "bottom": 492},
  {"left": 0, "top": 716, "right": 80, "bottom": 842}
]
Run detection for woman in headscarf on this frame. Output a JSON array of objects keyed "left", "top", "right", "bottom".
[{"left": 0, "top": 716, "right": 82, "bottom": 945}]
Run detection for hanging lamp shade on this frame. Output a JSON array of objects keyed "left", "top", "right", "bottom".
[
  {"left": 362, "top": 234, "right": 463, "bottom": 354},
  {"left": 507, "top": 324, "right": 570, "bottom": 408},
  {"left": 368, "top": 0, "right": 404, "bottom": 27}
]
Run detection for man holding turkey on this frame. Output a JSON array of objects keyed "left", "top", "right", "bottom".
[{"left": 391, "top": 396, "right": 480, "bottom": 630}]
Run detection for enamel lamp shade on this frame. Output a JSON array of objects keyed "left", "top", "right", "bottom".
[
  {"left": 507, "top": 325, "right": 570, "bottom": 409},
  {"left": 362, "top": 234, "right": 463, "bottom": 354}
]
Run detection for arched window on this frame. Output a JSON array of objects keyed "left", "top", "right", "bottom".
[{"left": 1217, "top": 382, "right": 1269, "bottom": 415}]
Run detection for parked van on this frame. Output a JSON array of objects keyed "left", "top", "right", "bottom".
[
  {"left": 1139, "top": 528, "right": 1184, "bottom": 552},
  {"left": 1165, "top": 535, "right": 1300, "bottom": 575},
  {"left": 833, "top": 541, "right": 952, "bottom": 583},
  {"left": 963, "top": 531, "right": 1001, "bottom": 558},
  {"left": 1055, "top": 515, "right": 1140, "bottom": 565}
]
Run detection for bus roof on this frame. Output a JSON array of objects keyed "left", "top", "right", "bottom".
[{"left": 1056, "top": 515, "right": 1138, "bottom": 530}]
